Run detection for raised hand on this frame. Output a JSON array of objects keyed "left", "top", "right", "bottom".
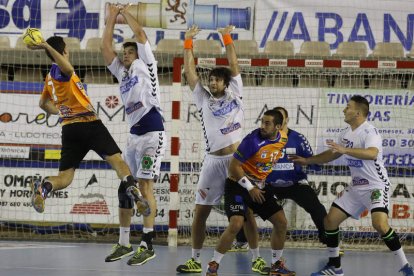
[
  {"left": 26, "top": 40, "right": 46, "bottom": 50},
  {"left": 217, "top": 25, "right": 235, "bottom": 36},
  {"left": 107, "top": 3, "right": 120, "bottom": 17},
  {"left": 185, "top": 25, "right": 200, "bottom": 40},
  {"left": 118, "top": 3, "right": 132, "bottom": 15}
]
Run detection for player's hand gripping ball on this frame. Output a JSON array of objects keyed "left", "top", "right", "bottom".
[{"left": 23, "top": 28, "right": 43, "bottom": 46}]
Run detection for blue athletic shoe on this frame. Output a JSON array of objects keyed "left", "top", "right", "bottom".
[
  {"left": 310, "top": 265, "right": 344, "bottom": 276},
  {"left": 400, "top": 263, "right": 414, "bottom": 276}
]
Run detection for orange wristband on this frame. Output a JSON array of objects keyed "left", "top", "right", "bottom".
[
  {"left": 222, "top": 34, "right": 233, "bottom": 46},
  {"left": 184, "top": 39, "right": 193, "bottom": 49}
]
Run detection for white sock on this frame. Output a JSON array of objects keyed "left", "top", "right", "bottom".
[
  {"left": 192, "top": 249, "right": 201, "bottom": 262},
  {"left": 250, "top": 247, "right": 260, "bottom": 261},
  {"left": 119, "top": 227, "right": 130, "bottom": 246},
  {"left": 212, "top": 250, "right": 224, "bottom": 264},
  {"left": 328, "top": 247, "right": 340, "bottom": 258},
  {"left": 393, "top": 248, "right": 409, "bottom": 269},
  {"left": 271, "top": 249, "right": 283, "bottom": 264},
  {"left": 143, "top": 227, "right": 153, "bottom": 234}
]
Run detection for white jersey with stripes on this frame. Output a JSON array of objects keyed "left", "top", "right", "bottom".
[
  {"left": 192, "top": 74, "right": 244, "bottom": 153},
  {"left": 107, "top": 41, "right": 162, "bottom": 128},
  {"left": 338, "top": 121, "right": 390, "bottom": 189}
]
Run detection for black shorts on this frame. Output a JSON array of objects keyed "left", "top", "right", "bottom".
[
  {"left": 224, "top": 178, "right": 283, "bottom": 221},
  {"left": 59, "top": 120, "right": 121, "bottom": 171}
]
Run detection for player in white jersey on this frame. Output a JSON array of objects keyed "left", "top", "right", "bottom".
[
  {"left": 290, "top": 95, "right": 413, "bottom": 276},
  {"left": 176, "top": 25, "right": 266, "bottom": 275},
  {"left": 102, "top": 4, "right": 166, "bottom": 266}
]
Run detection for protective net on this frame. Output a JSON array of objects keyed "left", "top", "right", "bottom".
[{"left": 0, "top": 0, "right": 413, "bottom": 252}]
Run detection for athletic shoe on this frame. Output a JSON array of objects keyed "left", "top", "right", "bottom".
[
  {"left": 400, "top": 263, "right": 414, "bottom": 276},
  {"left": 105, "top": 243, "right": 134, "bottom": 262},
  {"left": 205, "top": 261, "right": 219, "bottom": 276},
  {"left": 176, "top": 258, "right": 202, "bottom": 273},
  {"left": 126, "top": 186, "right": 151, "bottom": 216},
  {"left": 127, "top": 246, "right": 156, "bottom": 266},
  {"left": 270, "top": 259, "right": 296, "bottom": 276},
  {"left": 228, "top": 240, "right": 249, "bottom": 252},
  {"left": 30, "top": 179, "right": 45, "bottom": 213},
  {"left": 252, "top": 257, "right": 270, "bottom": 275},
  {"left": 310, "top": 265, "right": 344, "bottom": 276}
]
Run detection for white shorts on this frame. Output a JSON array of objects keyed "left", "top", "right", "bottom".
[
  {"left": 333, "top": 184, "right": 390, "bottom": 219},
  {"left": 123, "top": 131, "right": 166, "bottom": 180},
  {"left": 195, "top": 153, "right": 232, "bottom": 205}
]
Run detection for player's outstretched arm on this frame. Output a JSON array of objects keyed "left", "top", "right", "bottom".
[
  {"left": 327, "top": 140, "right": 379, "bottom": 160},
  {"left": 184, "top": 25, "right": 200, "bottom": 91},
  {"left": 289, "top": 149, "right": 341, "bottom": 165},
  {"left": 101, "top": 3, "right": 119, "bottom": 66},
  {"left": 41, "top": 42, "right": 74, "bottom": 77},
  {"left": 119, "top": 4, "right": 147, "bottom": 44},
  {"left": 218, "top": 25, "right": 239, "bottom": 76}
]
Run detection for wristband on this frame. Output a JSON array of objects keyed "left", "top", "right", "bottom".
[
  {"left": 184, "top": 39, "right": 193, "bottom": 49},
  {"left": 222, "top": 33, "right": 233, "bottom": 46},
  {"left": 238, "top": 176, "right": 254, "bottom": 191}
]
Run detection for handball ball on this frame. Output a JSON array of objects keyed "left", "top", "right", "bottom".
[{"left": 23, "top": 28, "right": 43, "bottom": 46}]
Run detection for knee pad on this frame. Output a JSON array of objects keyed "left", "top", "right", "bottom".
[{"left": 118, "top": 181, "right": 134, "bottom": 209}]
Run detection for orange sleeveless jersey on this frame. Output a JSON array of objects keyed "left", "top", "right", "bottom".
[
  {"left": 42, "top": 66, "right": 98, "bottom": 126},
  {"left": 234, "top": 129, "right": 288, "bottom": 181}
]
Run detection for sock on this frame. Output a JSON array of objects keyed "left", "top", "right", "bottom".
[
  {"left": 118, "top": 227, "right": 130, "bottom": 246},
  {"left": 271, "top": 249, "right": 283, "bottom": 264},
  {"left": 393, "top": 248, "right": 408, "bottom": 269},
  {"left": 382, "top": 228, "right": 407, "bottom": 268},
  {"left": 328, "top": 247, "right": 340, "bottom": 258},
  {"left": 140, "top": 231, "right": 154, "bottom": 250},
  {"left": 192, "top": 249, "right": 201, "bottom": 262},
  {"left": 325, "top": 228, "right": 341, "bottom": 268},
  {"left": 41, "top": 180, "right": 53, "bottom": 198},
  {"left": 250, "top": 247, "right": 260, "bottom": 261},
  {"left": 212, "top": 250, "right": 224, "bottom": 264},
  {"left": 143, "top": 227, "right": 153, "bottom": 234}
]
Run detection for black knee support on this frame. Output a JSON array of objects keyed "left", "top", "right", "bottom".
[{"left": 118, "top": 178, "right": 135, "bottom": 209}]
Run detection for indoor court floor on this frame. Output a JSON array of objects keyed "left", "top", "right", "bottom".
[{"left": 0, "top": 241, "right": 412, "bottom": 275}]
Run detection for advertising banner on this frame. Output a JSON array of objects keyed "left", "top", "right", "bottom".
[{"left": 0, "top": 0, "right": 412, "bottom": 53}]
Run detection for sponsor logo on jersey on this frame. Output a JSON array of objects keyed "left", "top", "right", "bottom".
[
  {"left": 256, "top": 162, "right": 273, "bottom": 173},
  {"left": 230, "top": 204, "right": 244, "bottom": 212},
  {"left": 272, "top": 162, "right": 295, "bottom": 171},
  {"left": 76, "top": 81, "right": 84, "bottom": 91},
  {"left": 125, "top": 101, "right": 143, "bottom": 114},
  {"left": 212, "top": 99, "right": 239, "bottom": 116},
  {"left": 220, "top": 122, "right": 241, "bottom": 134},
  {"left": 59, "top": 105, "right": 72, "bottom": 117},
  {"left": 120, "top": 75, "right": 138, "bottom": 94},
  {"left": 352, "top": 177, "right": 369, "bottom": 186},
  {"left": 347, "top": 158, "right": 363, "bottom": 167},
  {"left": 285, "top": 148, "right": 296, "bottom": 155},
  {"left": 261, "top": 150, "right": 268, "bottom": 158},
  {"left": 370, "top": 189, "right": 382, "bottom": 204}
]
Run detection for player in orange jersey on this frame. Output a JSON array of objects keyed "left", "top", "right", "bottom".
[
  {"left": 26, "top": 36, "right": 150, "bottom": 241},
  {"left": 205, "top": 109, "right": 295, "bottom": 276}
]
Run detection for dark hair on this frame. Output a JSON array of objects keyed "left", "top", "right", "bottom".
[
  {"left": 350, "top": 95, "right": 369, "bottom": 117},
  {"left": 45, "top": 36, "right": 66, "bottom": 62},
  {"left": 264, "top": 109, "right": 284, "bottom": 126},
  {"left": 273, "top": 106, "right": 288, "bottom": 118},
  {"left": 123, "top": 41, "right": 138, "bottom": 52},
  {"left": 208, "top": 67, "right": 232, "bottom": 87}
]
